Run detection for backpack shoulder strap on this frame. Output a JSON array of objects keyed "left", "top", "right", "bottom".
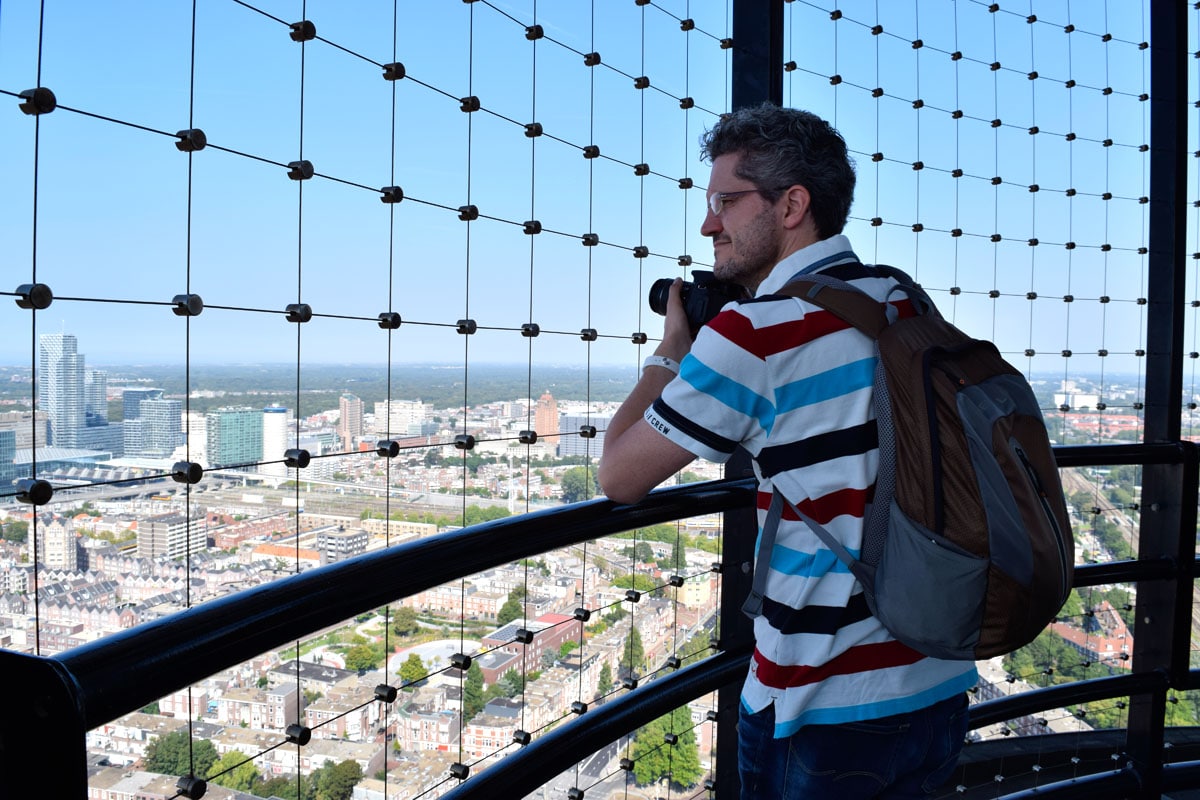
[
  {"left": 777, "top": 274, "right": 890, "bottom": 339},
  {"left": 778, "top": 265, "right": 940, "bottom": 339},
  {"left": 742, "top": 489, "right": 878, "bottom": 620}
]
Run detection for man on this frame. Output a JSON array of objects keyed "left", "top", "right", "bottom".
[{"left": 597, "top": 104, "right": 977, "bottom": 799}]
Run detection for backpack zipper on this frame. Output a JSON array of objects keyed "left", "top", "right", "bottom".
[{"left": 1013, "top": 442, "right": 1070, "bottom": 603}]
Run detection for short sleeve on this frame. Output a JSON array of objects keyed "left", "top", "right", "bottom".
[{"left": 645, "top": 310, "right": 773, "bottom": 463}]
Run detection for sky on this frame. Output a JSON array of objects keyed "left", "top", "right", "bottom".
[{"left": 0, "top": 1, "right": 1184, "bottom": 402}]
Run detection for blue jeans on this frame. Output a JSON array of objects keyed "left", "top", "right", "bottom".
[{"left": 737, "top": 693, "right": 970, "bottom": 799}]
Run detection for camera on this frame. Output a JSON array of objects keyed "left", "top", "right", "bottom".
[{"left": 648, "top": 270, "right": 746, "bottom": 334}]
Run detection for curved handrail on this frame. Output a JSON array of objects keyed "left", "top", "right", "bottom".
[
  {"left": 46, "top": 443, "right": 1189, "bottom": 732},
  {"left": 54, "top": 477, "right": 757, "bottom": 730}
]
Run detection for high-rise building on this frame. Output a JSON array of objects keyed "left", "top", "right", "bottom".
[
  {"left": 78, "top": 422, "right": 124, "bottom": 457},
  {"left": 261, "top": 406, "right": 292, "bottom": 477},
  {"left": 0, "top": 430, "right": 17, "bottom": 491},
  {"left": 337, "top": 393, "right": 363, "bottom": 450},
  {"left": 122, "top": 388, "right": 163, "bottom": 421},
  {"left": 373, "top": 400, "right": 432, "bottom": 437},
  {"left": 84, "top": 370, "right": 108, "bottom": 427},
  {"left": 122, "top": 418, "right": 146, "bottom": 457},
  {"left": 182, "top": 411, "right": 207, "bottom": 461},
  {"left": 139, "top": 398, "right": 184, "bottom": 458},
  {"left": 138, "top": 514, "right": 206, "bottom": 560},
  {"left": 557, "top": 413, "right": 612, "bottom": 458},
  {"left": 38, "top": 333, "right": 85, "bottom": 447},
  {"left": 535, "top": 392, "right": 560, "bottom": 446},
  {"left": 0, "top": 411, "right": 48, "bottom": 450},
  {"left": 205, "top": 407, "right": 263, "bottom": 469}
]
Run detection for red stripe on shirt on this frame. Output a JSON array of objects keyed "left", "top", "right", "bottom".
[
  {"left": 707, "top": 308, "right": 848, "bottom": 360},
  {"left": 756, "top": 487, "right": 870, "bottom": 525},
  {"left": 752, "top": 640, "right": 926, "bottom": 689},
  {"left": 706, "top": 298, "right": 915, "bottom": 360}
]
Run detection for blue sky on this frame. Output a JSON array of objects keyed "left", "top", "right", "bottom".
[{"left": 0, "top": 1, "right": 1173, "bottom": 393}]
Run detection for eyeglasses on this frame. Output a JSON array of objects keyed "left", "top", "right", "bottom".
[{"left": 706, "top": 189, "right": 762, "bottom": 216}]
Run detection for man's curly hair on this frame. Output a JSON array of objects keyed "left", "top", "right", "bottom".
[{"left": 701, "top": 103, "right": 856, "bottom": 240}]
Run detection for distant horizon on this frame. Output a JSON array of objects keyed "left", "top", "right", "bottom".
[{"left": 0, "top": 360, "right": 1151, "bottom": 380}]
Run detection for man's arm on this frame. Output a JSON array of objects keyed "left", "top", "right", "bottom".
[{"left": 598, "top": 280, "right": 698, "bottom": 504}]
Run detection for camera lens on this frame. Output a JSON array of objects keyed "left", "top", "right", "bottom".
[{"left": 648, "top": 278, "right": 674, "bottom": 316}]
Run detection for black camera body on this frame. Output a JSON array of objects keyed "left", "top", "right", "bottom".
[{"left": 649, "top": 270, "right": 746, "bottom": 334}]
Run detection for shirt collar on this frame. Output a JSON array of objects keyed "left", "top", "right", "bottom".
[{"left": 753, "top": 234, "right": 860, "bottom": 297}]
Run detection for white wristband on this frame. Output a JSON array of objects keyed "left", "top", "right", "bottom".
[{"left": 643, "top": 355, "right": 680, "bottom": 376}]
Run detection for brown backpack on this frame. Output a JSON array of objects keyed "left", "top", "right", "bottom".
[{"left": 757, "top": 264, "right": 1074, "bottom": 660}]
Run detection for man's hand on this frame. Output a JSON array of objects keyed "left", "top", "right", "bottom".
[{"left": 657, "top": 278, "right": 695, "bottom": 363}]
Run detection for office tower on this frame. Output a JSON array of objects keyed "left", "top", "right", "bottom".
[
  {"left": 138, "top": 514, "right": 205, "bottom": 560},
  {"left": 78, "top": 422, "right": 124, "bottom": 457},
  {"left": 38, "top": 333, "right": 85, "bottom": 447},
  {"left": 373, "top": 399, "right": 431, "bottom": 437},
  {"left": 337, "top": 393, "right": 363, "bottom": 449},
  {"left": 183, "top": 411, "right": 207, "bottom": 465},
  {"left": 0, "top": 429, "right": 16, "bottom": 489},
  {"left": 139, "top": 398, "right": 184, "bottom": 458},
  {"left": 557, "top": 413, "right": 612, "bottom": 458},
  {"left": 122, "top": 388, "right": 163, "bottom": 421},
  {"left": 261, "top": 406, "right": 292, "bottom": 477},
  {"left": 205, "top": 407, "right": 263, "bottom": 469},
  {"left": 123, "top": 418, "right": 146, "bottom": 457},
  {"left": 0, "top": 411, "right": 48, "bottom": 450},
  {"left": 535, "top": 391, "right": 560, "bottom": 446},
  {"left": 84, "top": 370, "right": 108, "bottom": 426}
]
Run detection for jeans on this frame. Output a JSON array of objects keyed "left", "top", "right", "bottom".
[{"left": 737, "top": 693, "right": 970, "bottom": 799}]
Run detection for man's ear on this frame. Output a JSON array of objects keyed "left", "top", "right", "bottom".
[{"left": 780, "top": 184, "right": 812, "bottom": 231}]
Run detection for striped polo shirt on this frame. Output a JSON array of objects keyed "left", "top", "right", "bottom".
[{"left": 647, "top": 234, "right": 977, "bottom": 737}]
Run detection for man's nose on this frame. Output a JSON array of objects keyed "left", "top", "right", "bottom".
[{"left": 700, "top": 207, "right": 721, "bottom": 237}]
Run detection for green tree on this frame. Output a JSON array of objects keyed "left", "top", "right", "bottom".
[
  {"left": 1, "top": 519, "right": 28, "bottom": 544},
  {"left": 257, "top": 774, "right": 314, "bottom": 799},
  {"left": 1107, "top": 485, "right": 1134, "bottom": 507},
  {"left": 597, "top": 662, "right": 614, "bottom": 696},
  {"left": 1059, "top": 589, "right": 1085, "bottom": 621},
  {"left": 399, "top": 653, "right": 426, "bottom": 687},
  {"left": 461, "top": 505, "right": 511, "bottom": 526},
  {"left": 497, "top": 595, "right": 523, "bottom": 625},
  {"left": 560, "top": 466, "right": 599, "bottom": 504},
  {"left": 603, "top": 606, "right": 627, "bottom": 625},
  {"left": 612, "top": 573, "right": 657, "bottom": 593},
  {"left": 622, "top": 541, "right": 655, "bottom": 563},
  {"left": 630, "top": 707, "right": 703, "bottom": 788},
  {"left": 344, "top": 643, "right": 380, "bottom": 672},
  {"left": 560, "top": 639, "right": 580, "bottom": 657},
  {"left": 392, "top": 606, "right": 421, "bottom": 637},
  {"left": 619, "top": 626, "right": 645, "bottom": 673},
  {"left": 207, "top": 749, "right": 259, "bottom": 792},
  {"left": 498, "top": 667, "right": 524, "bottom": 698},
  {"left": 497, "top": 586, "right": 526, "bottom": 625},
  {"left": 143, "top": 730, "right": 217, "bottom": 779},
  {"left": 463, "top": 661, "right": 486, "bottom": 719},
  {"left": 314, "top": 759, "right": 362, "bottom": 800},
  {"left": 668, "top": 538, "right": 685, "bottom": 571}
]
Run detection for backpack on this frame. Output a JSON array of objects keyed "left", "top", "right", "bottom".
[{"left": 743, "top": 264, "right": 1074, "bottom": 661}]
